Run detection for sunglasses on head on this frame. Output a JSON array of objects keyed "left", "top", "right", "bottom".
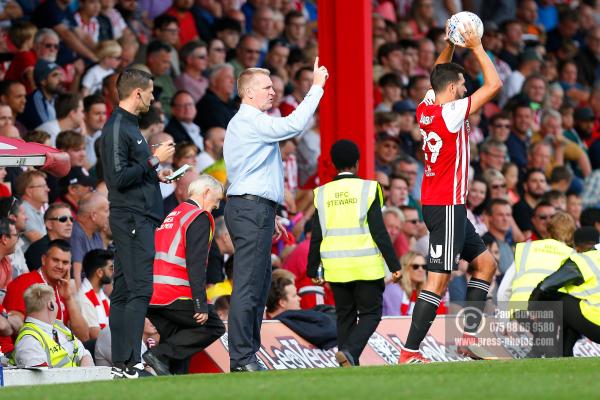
[{"left": 48, "top": 215, "right": 74, "bottom": 223}]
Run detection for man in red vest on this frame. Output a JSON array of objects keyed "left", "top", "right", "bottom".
[{"left": 145, "top": 174, "right": 226, "bottom": 375}]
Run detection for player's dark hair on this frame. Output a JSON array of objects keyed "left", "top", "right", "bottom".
[{"left": 430, "top": 63, "right": 465, "bottom": 93}]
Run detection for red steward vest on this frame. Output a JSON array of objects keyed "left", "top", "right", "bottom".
[{"left": 150, "top": 201, "right": 214, "bottom": 306}]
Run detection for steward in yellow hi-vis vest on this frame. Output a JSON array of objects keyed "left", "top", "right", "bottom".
[
  {"left": 307, "top": 140, "right": 400, "bottom": 368},
  {"left": 528, "top": 227, "right": 600, "bottom": 356},
  {"left": 145, "top": 175, "right": 226, "bottom": 376}
]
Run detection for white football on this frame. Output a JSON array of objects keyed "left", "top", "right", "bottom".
[{"left": 446, "top": 11, "right": 484, "bottom": 47}]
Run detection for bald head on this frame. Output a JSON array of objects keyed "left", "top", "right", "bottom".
[
  {"left": 78, "top": 193, "right": 109, "bottom": 215},
  {"left": 148, "top": 132, "right": 174, "bottom": 147}
]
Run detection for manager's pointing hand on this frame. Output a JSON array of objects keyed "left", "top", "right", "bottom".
[{"left": 313, "top": 56, "right": 329, "bottom": 88}]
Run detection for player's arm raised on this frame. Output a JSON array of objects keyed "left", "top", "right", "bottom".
[
  {"left": 435, "top": 20, "right": 456, "bottom": 66},
  {"left": 459, "top": 21, "right": 502, "bottom": 116}
]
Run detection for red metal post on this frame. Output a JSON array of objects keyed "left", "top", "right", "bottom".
[{"left": 317, "top": 0, "right": 374, "bottom": 180}]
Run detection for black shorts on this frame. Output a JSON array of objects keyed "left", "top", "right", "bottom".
[{"left": 422, "top": 204, "right": 487, "bottom": 273}]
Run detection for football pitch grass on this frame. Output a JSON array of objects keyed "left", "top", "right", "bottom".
[{"left": 3, "top": 357, "right": 599, "bottom": 400}]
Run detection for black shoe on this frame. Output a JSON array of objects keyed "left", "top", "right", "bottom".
[
  {"left": 128, "top": 362, "right": 154, "bottom": 378},
  {"left": 143, "top": 351, "right": 171, "bottom": 376},
  {"left": 335, "top": 350, "right": 355, "bottom": 367},
  {"left": 230, "top": 361, "right": 267, "bottom": 372}
]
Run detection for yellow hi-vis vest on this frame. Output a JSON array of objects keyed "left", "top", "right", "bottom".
[
  {"left": 11, "top": 321, "right": 79, "bottom": 368},
  {"left": 509, "top": 239, "right": 574, "bottom": 308},
  {"left": 314, "top": 178, "right": 385, "bottom": 283},
  {"left": 560, "top": 250, "right": 600, "bottom": 325}
]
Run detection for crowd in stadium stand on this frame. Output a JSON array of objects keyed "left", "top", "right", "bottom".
[{"left": 0, "top": 0, "right": 600, "bottom": 372}]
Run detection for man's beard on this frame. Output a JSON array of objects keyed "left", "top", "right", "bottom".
[{"left": 100, "top": 275, "right": 112, "bottom": 285}]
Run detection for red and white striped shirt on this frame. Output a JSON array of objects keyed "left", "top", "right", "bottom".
[{"left": 417, "top": 90, "right": 471, "bottom": 205}]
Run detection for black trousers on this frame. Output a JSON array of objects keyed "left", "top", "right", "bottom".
[
  {"left": 147, "top": 300, "right": 225, "bottom": 374},
  {"left": 224, "top": 197, "right": 275, "bottom": 368},
  {"left": 528, "top": 293, "right": 600, "bottom": 357},
  {"left": 329, "top": 279, "right": 384, "bottom": 364},
  {"left": 109, "top": 210, "right": 157, "bottom": 365}
]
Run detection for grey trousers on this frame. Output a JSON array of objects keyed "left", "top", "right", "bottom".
[{"left": 224, "top": 196, "right": 275, "bottom": 368}]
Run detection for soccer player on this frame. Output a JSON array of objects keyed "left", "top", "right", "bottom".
[{"left": 398, "top": 20, "right": 502, "bottom": 364}]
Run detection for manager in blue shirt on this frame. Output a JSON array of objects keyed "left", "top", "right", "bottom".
[{"left": 224, "top": 58, "right": 328, "bottom": 372}]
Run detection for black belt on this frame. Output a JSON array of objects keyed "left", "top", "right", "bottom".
[{"left": 228, "top": 194, "right": 278, "bottom": 210}]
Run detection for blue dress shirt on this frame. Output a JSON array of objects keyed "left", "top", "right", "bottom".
[{"left": 224, "top": 85, "right": 324, "bottom": 204}]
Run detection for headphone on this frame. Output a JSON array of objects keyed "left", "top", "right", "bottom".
[
  {"left": 138, "top": 92, "right": 149, "bottom": 107},
  {"left": 49, "top": 302, "right": 55, "bottom": 311}
]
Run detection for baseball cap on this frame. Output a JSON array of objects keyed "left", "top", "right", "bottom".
[
  {"left": 34, "top": 59, "right": 60, "bottom": 85},
  {"left": 574, "top": 107, "right": 595, "bottom": 121},
  {"left": 393, "top": 99, "right": 417, "bottom": 114},
  {"left": 519, "top": 48, "right": 543, "bottom": 64},
  {"left": 59, "top": 166, "right": 96, "bottom": 190}
]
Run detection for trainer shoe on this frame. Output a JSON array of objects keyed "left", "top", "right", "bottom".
[
  {"left": 398, "top": 348, "right": 431, "bottom": 364},
  {"left": 335, "top": 350, "right": 355, "bottom": 368},
  {"left": 456, "top": 333, "right": 499, "bottom": 360}
]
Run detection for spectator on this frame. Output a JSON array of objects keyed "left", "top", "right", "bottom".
[
  {"left": 407, "top": 0, "right": 436, "bottom": 40},
  {"left": 533, "top": 109, "right": 591, "bottom": 178},
  {"left": 83, "top": 94, "right": 108, "bottom": 167},
  {"left": 197, "top": 127, "right": 225, "bottom": 172},
  {"left": 0, "top": 104, "right": 12, "bottom": 128},
  {"left": 375, "top": 132, "right": 400, "bottom": 176},
  {"left": 383, "top": 251, "right": 448, "bottom": 316},
  {"left": 475, "top": 139, "right": 508, "bottom": 176},
  {"left": 267, "top": 74, "right": 285, "bottom": 117},
  {"left": 483, "top": 169, "right": 509, "bottom": 202},
  {"left": 0, "top": 197, "right": 28, "bottom": 278},
  {"left": 513, "top": 169, "right": 548, "bottom": 236},
  {"left": 575, "top": 26, "right": 600, "bottom": 88},
  {"left": 165, "top": 90, "right": 203, "bottom": 148},
  {"left": 466, "top": 177, "right": 488, "bottom": 236},
  {"left": 139, "top": 106, "right": 164, "bottom": 140},
  {"left": 582, "top": 169, "right": 600, "bottom": 209},
  {"left": 392, "top": 155, "right": 422, "bottom": 202},
  {"left": 25, "top": 204, "right": 73, "bottom": 272},
  {"left": 194, "top": 63, "right": 236, "bottom": 131},
  {"left": 375, "top": 43, "right": 404, "bottom": 83},
  {"left": 4, "top": 240, "right": 90, "bottom": 342},
  {"left": 531, "top": 201, "right": 557, "bottom": 240},
  {"left": 172, "top": 142, "right": 199, "bottom": 171},
  {"left": 251, "top": 7, "right": 275, "bottom": 57},
  {"left": 394, "top": 205, "right": 422, "bottom": 258},
  {"left": 569, "top": 107, "right": 595, "bottom": 151},
  {"left": 175, "top": 40, "right": 209, "bottom": 103},
  {"left": 12, "top": 283, "right": 94, "bottom": 367},
  {"left": 541, "top": 189, "right": 567, "bottom": 211},
  {"left": 207, "top": 38, "right": 227, "bottom": 69},
  {"left": 163, "top": 169, "right": 198, "bottom": 215},
  {"left": 392, "top": 100, "right": 420, "bottom": 158},
  {"left": 0, "top": 81, "right": 27, "bottom": 135},
  {"left": 205, "top": 216, "right": 234, "bottom": 298},
  {"left": 4, "top": 21, "right": 38, "bottom": 93},
  {"left": 406, "top": 75, "right": 430, "bottom": 106},
  {"left": 15, "top": 170, "right": 49, "bottom": 251},
  {"left": 78, "top": 249, "right": 113, "bottom": 340},
  {"left": 81, "top": 40, "right": 122, "bottom": 96},
  {"left": 20, "top": 60, "right": 65, "bottom": 133},
  {"left": 31, "top": 0, "right": 99, "bottom": 63},
  {"left": 213, "top": 17, "right": 242, "bottom": 56},
  {"left": 0, "top": 218, "right": 18, "bottom": 291},
  {"left": 36, "top": 93, "right": 85, "bottom": 146},
  {"left": 375, "top": 73, "right": 402, "bottom": 113},
  {"left": 56, "top": 166, "right": 96, "bottom": 216},
  {"left": 229, "top": 33, "right": 262, "bottom": 78},
  {"left": 264, "top": 39, "right": 290, "bottom": 83},
  {"left": 482, "top": 199, "right": 516, "bottom": 274},
  {"left": 280, "top": 66, "right": 313, "bottom": 117},
  {"left": 282, "top": 10, "right": 307, "bottom": 50},
  {"left": 500, "top": 49, "right": 543, "bottom": 107},
  {"left": 549, "top": 166, "right": 573, "bottom": 194},
  {"left": 567, "top": 193, "right": 583, "bottom": 226},
  {"left": 414, "top": 38, "right": 436, "bottom": 76},
  {"left": 146, "top": 40, "right": 177, "bottom": 117},
  {"left": 546, "top": 9, "right": 580, "bottom": 53},
  {"left": 265, "top": 276, "right": 301, "bottom": 318},
  {"left": 101, "top": 72, "right": 119, "bottom": 116},
  {"left": 558, "top": 60, "right": 590, "bottom": 105},
  {"left": 527, "top": 141, "right": 553, "bottom": 174},
  {"left": 99, "top": 0, "right": 130, "bottom": 41},
  {"left": 71, "top": 193, "right": 109, "bottom": 288},
  {"left": 506, "top": 102, "right": 534, "bottom": 171},
  {"left": 73, "top": 0, "right": 103, "bottom": 49},
  {"left": 166, "top": 0, "right": 199, "bottom": 48}
]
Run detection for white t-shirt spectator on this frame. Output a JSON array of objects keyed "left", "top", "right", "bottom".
[
  {"left": 82, "top": 64, "right": 114, "bottom": 95},
  {"left": 36, "top": 119, "right": 61, "bottom": 147},
  {"left": 95, "top": 326, "right": 147, "bottom": 367}
]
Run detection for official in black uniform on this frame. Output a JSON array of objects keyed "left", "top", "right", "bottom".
[{"left": 100, "top": 69, "right": 175, "bottom": 378}]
